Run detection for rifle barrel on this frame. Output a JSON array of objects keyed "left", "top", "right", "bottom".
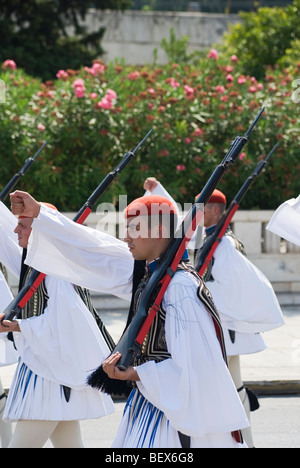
[
  {"left": 196, "top": 142, "right": 278, "bottom": 275},
  {"left": 0, "top": 141, "right": 47, "bottom": 202}
]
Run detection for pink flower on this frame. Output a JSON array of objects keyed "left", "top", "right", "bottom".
[
  {"left": 193, "top": 127, "right": 204, "bottom": 137},
  {"left": 230, "top": 55, "right": 239, "bottom": 62},
  {"left": 169, "top": 77, "right": 180, "bottom": 88},
  {"left": 74, "top": 87, "right": 85, "bottom": 98},
  {"left": 56, "top": 69, "right": 68, "bottom": 79},
  {"left": 184, "top": 85, "right": 195, "bottom": 100},
  {"left": 226, "top": 74, "right": 234, "bottom": 82},
  {"left": 185, "top": 137, "right": 191, "bottom": 144},
  {"left": 207, "top": 49, "right": 219, "bottom": 60},
  {"left": 89, "top": 92, "right": 98, "bottom": 99},
  {"left": 97, "top": 97, "right": 113, "bottom": 110},
  {"left": 37, "top": 123, "right": 45, "bottom": 132},
  {"left": 147, "top": 87, "right": 156, "bottom": 95},
  {"left": 220, "top": 95, "right": 229, "bottom": 102},
  {"left": 106, "top": 89, "right": 117, "bottom": 100},
  {"left": 73, "top": 78, "right": 85, "bottom": 98},
  {"left": 84, "top": 63, "right": 105, "bottom": 76},
  {"left": 92, "top": 63, "right": 105, "bottom": 76},
  {"left": 257, "top": 83, "right": 263, "bottom": 90},
  {"left": 239, "top": 152, "right": 246, "bottom": 160},
  {"left": 97, "top": 89, "right": 117, "bottom": 109},
  {"left": 128, "top": 70, "right": 140, "bottom": 80},
  {"left": 248, "top": 86, "right": 257, "bottom": 93},
  {"left": 2, "top": 59, "right": 17, "bottom": 70},
  {"left": 157, "top": 149, "right": 170, "bottom": 157},
  {"left": 176, "top": 165, "right": 186, "bottom": 171},
  {"left": 73, "top": 78, "right": 85, "bottom": 88},
  {"left": 237, "top": 75, "right": 247, "bottom": 85},
  {"left": 215, "top": 85, "right": 225, "bottom": 94}
]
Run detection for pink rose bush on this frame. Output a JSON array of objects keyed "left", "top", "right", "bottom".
[{"left": 0, "top": 55, "right": 298, "bottom": 211}]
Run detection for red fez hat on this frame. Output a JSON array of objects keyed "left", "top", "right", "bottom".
[
  {"left": 125, "top": 195, "right": 177, "bottom": 219},
  {"left": 208, "top": 189, "right": 226, "bottom": 204},
  {"left": 195, "top": 189, "right": 226, "bottom": 204}
]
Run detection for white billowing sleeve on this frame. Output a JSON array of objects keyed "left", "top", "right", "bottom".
[
  {"left": 0, "top": 269, "right": 19, "bottom": 365},
  {"left": 26, "top": 205, "right": 134, "bottom": 301},
  {"left": 145, "top": 182, "right": 203, "bottom": 250},
  {"left": 208, "top": 236, "right": 284, "bottom": 333},
  {"left": 0, "top": 201, "right": 22, "bottom": 277},
  {"left": 145, "top": 182, "right": 180, "bottom": 216},
  {"left": 136, "top": 271, "right": 249, "bottom": 439},
  {"left": 13, "top": 275, "right": 113, "bottom": 389},
  {"left": 266, "top": 195, "right": 300, "bottom": 247}
]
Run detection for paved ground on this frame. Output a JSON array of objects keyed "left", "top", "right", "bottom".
[{"left": 81, "top": 395, "right": 300, "bottom": 449}]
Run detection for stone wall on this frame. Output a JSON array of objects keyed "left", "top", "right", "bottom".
[{"left": 76, "top": 10, "right": 241, "bottom": 64}]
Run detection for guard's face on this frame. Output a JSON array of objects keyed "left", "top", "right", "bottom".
[
  {"left": 204, "top": 204, "right": 222, "bottom": 228},
  {"left": 14, "top": 218, "right": 33, "bottom": 248},
  {"left": 124, "top": 216, "right": 160, "bottom": 262}
]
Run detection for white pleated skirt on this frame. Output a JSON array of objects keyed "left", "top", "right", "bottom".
[
  {"left": 3, "top": 359, "right": 114, "bottom": 422},
  {"left": 112, "top": 389, "right": 245, "bottom": 448},
  {"left": 0, "top": 334, "right": 19, "bottom": 366},
  {"left": 223, "top": 328, "right": 266, "bottom": 357}
]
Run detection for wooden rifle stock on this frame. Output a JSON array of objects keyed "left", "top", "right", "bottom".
[
  {"left": 112, "top": 107, "right": 265, "bottom": 370},
  {"left": 1, "top": 130, "right": 152, "bottom": 322},
  {"left": 196, "top": 142, "right": 278, "bottom": 276}
]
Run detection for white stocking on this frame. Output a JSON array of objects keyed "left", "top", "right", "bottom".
[
  {"left": 228, "top": 355, "right": 255, "bottom": 448},
  {"left": 0, "top": 378, "right": 13, "bottom": 448},
  {"left": 8, "top": 419, "right": 84, "bottom": 448}
]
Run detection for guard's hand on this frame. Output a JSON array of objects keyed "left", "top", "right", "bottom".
[
  {"left": 143, "top": 177, "right": 159, "bottom": 192},
  {"left": 102, "top": 352, "right": 140, "bottom": 381},
  {"left": 10, "top": 191, "right": 41, "bottom": 218},
  {"left": 0, "top": 314, "right": 20, "bottom": 333}
]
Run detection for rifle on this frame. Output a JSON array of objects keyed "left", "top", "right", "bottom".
[
  {"left": 105, "top": 107, "right": 265, "bottom": 372},
  {"left": 196, "top": 142, "right": 278, "bottom": 276},
  {"left": 1, "top": 130, "right": 152, "bottom": 322},
  {"left": 0, "top": 141, "right": 47, "bottom": 201}
]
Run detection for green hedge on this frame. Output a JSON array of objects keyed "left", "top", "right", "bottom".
[{"left": 0, "top": 53, "right": 299, "bottom": 211}]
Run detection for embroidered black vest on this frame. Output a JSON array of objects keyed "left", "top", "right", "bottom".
[
  {"left": 20, "top": 267, "right": 49, "bottom": 319},
  {"left": 87, "top": 257, "right": 226, "bottom": 397},
  {"left": 130, "top": 258, "right": 224, "bottom": 367},
  {"left": 130, "top": 267, "right": 171, "bottom": 367}
]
